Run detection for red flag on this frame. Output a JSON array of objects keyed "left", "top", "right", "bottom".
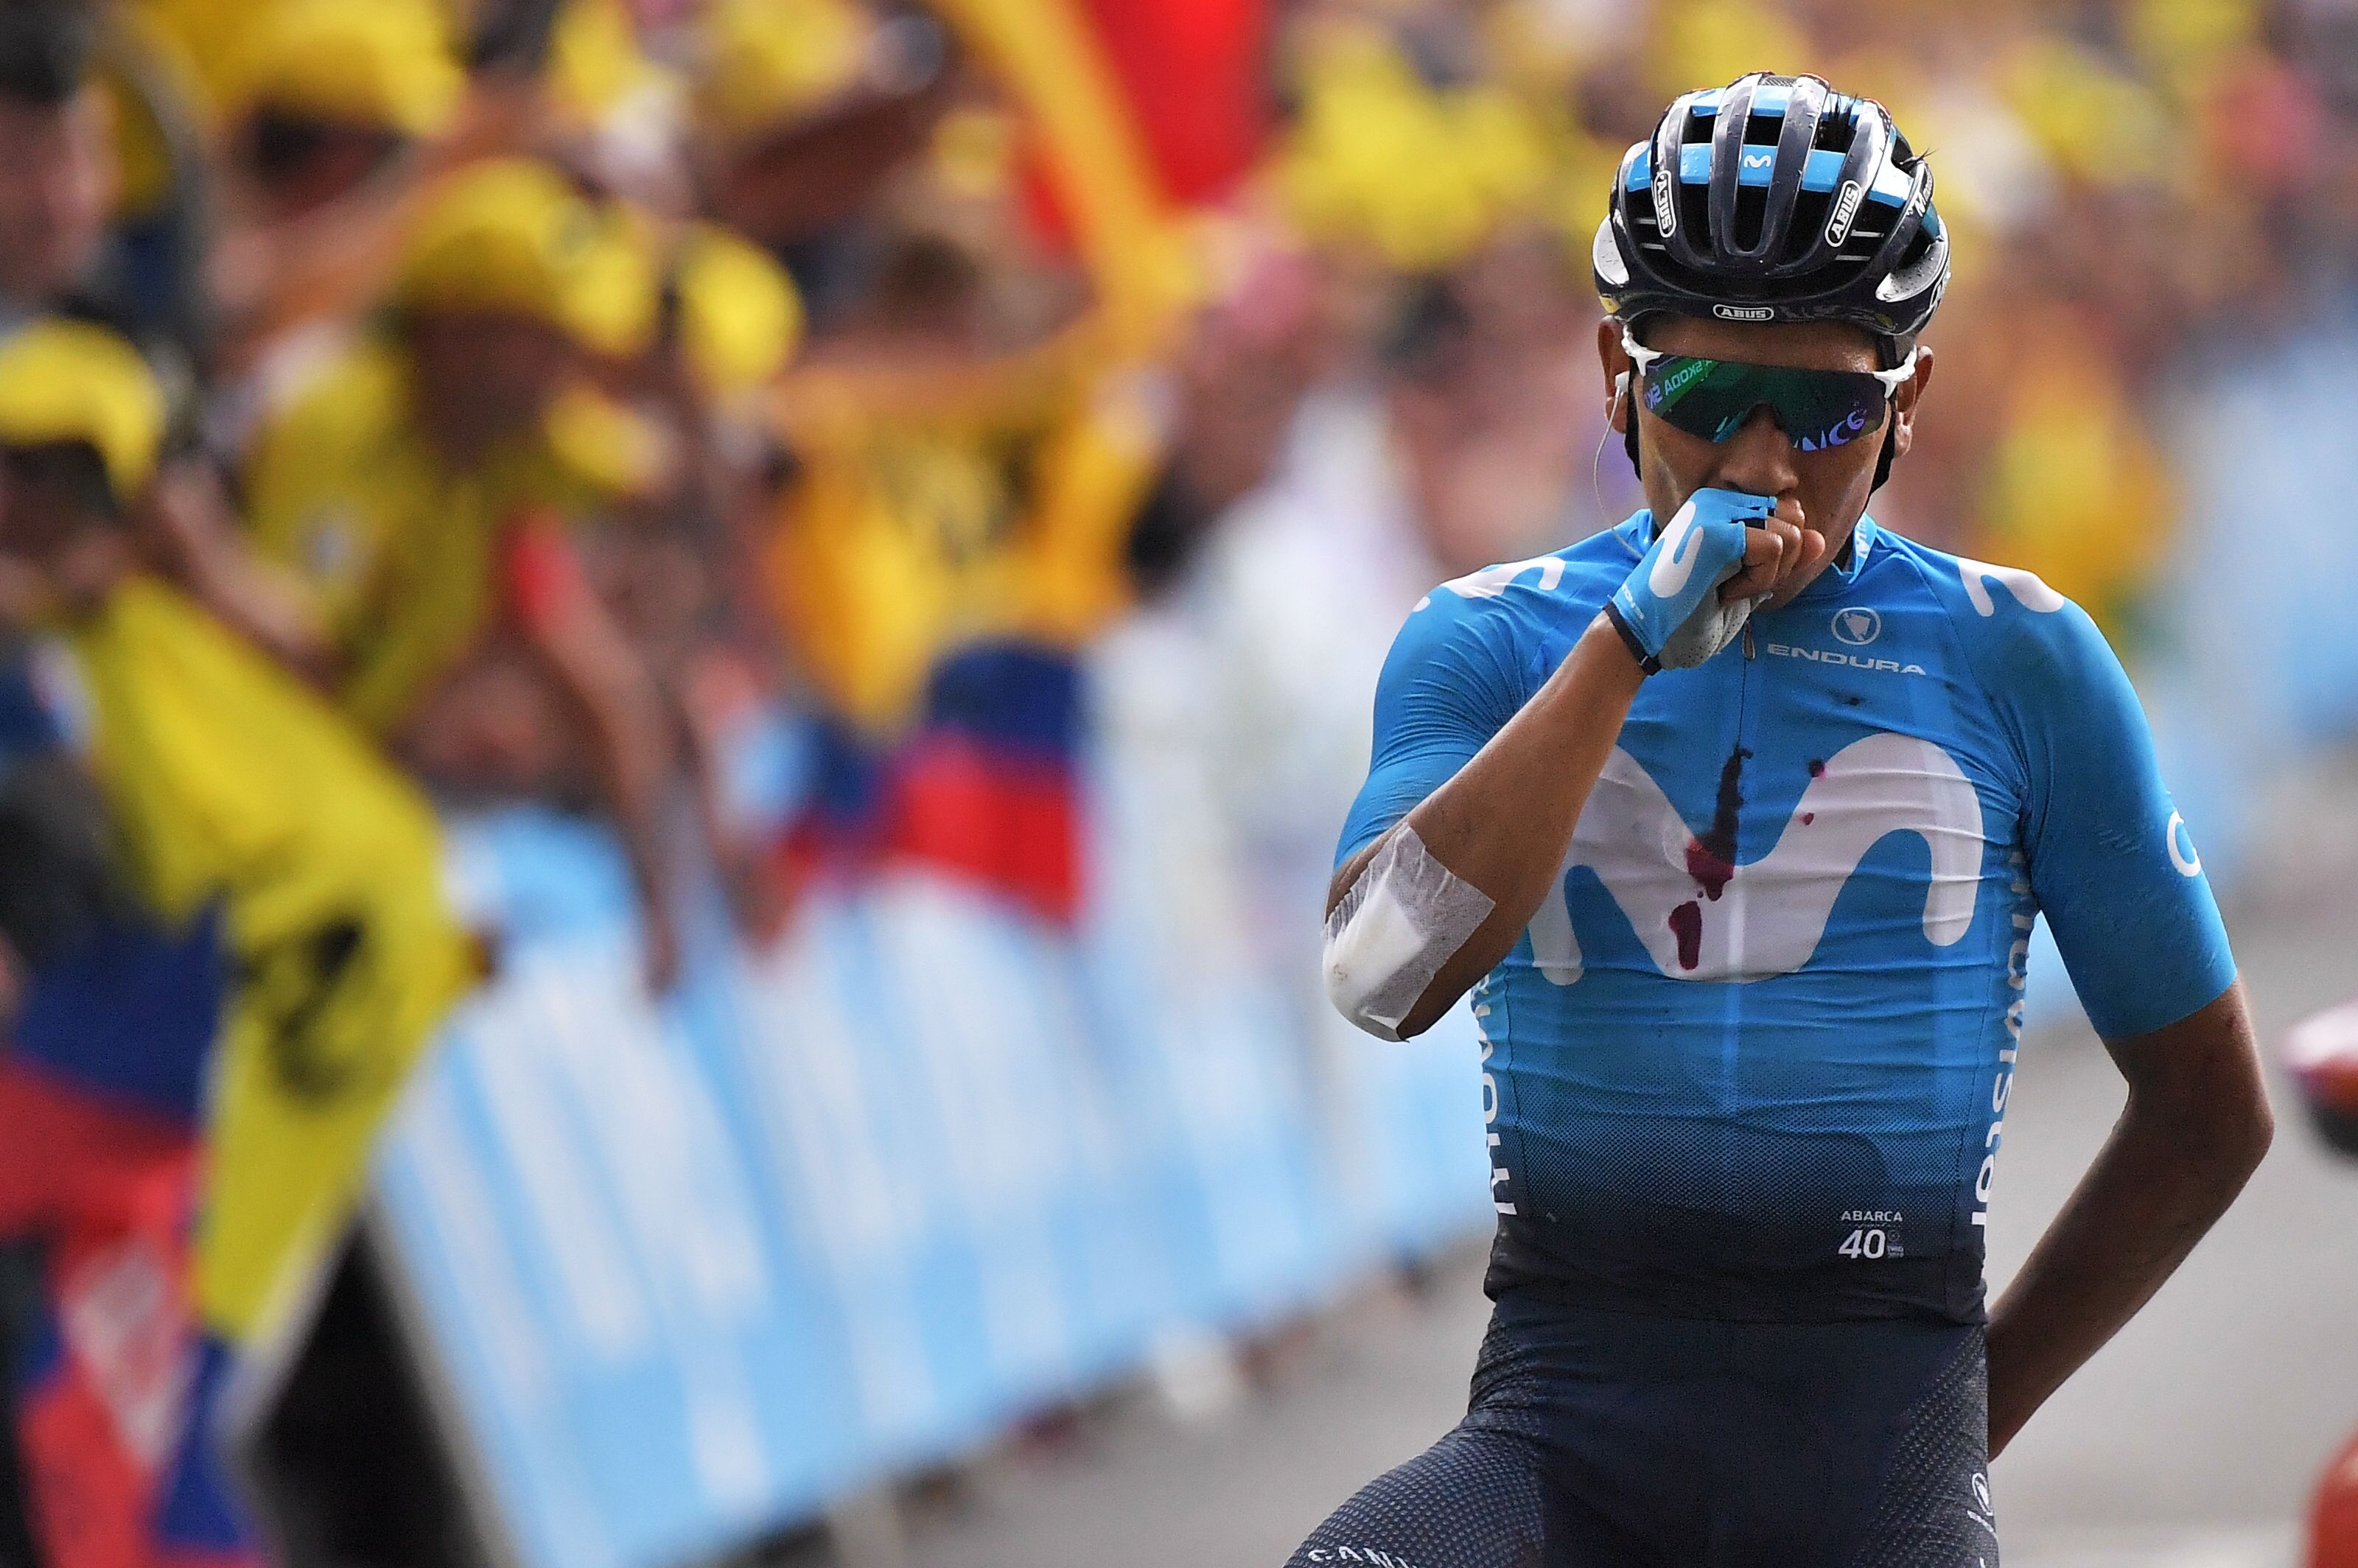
[{"left": 1077, "top": 0, "right": 1270, "bottom": 206}]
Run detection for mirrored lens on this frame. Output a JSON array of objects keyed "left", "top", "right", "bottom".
[{"left": 1641, "top": 356, "right": 1892, "bottom": 452}]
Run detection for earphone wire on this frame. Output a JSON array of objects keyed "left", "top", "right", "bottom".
[{"left": 1591, "top": 382, "right": 1623, "bottom": 528}]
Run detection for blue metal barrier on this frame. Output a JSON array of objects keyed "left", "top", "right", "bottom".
[{"left": 371, "top": 803, "right": 1492, "bottom": 1568}]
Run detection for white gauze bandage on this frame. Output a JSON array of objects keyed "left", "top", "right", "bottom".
[{"left": 1323, "top": 823, "right": 1496, "bottom": 1040}]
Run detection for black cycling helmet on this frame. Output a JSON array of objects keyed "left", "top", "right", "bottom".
[{"left": 1594, "top": 72, "right": 1950, "bottom": 366}]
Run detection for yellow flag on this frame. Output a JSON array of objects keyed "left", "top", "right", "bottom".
[{"left": 65, "top": 577, "right": 473, "bottom": 1343}]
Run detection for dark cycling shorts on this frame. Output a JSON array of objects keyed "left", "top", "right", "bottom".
[{"left": 1287, "top": 1294, "right": 1996, "bottom": 1568}]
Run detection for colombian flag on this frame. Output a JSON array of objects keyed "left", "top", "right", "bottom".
[
  {"left": 0, "top": 906, "right": 257, "bottom": 1568},
  {"left": 1, "top": 578, "right": 471, "bottom": 1568},
  {"left": 769, "top": 0, "right": 1269, "bottom": 922}
]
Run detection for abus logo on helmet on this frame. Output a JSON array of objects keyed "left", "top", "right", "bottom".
[
  {"left": 1712, "top": 304, "right": 1774, "bottom": 321},
  {"left": 1652, "top": 167, "right": 1677, "bottom": 236},
  {"left": 1825, "top": 179, "right": 1866, "bottom": 247}
]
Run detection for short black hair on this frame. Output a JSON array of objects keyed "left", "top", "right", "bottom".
[
  {"left": 242, "top": 108, "right": 409, "bottom": 183},
  {"left": 0, "top": 2, "right": 98, "bottom": 108},
  {"left": 0, "top": 441, "right": 121, "bottom": 522}
]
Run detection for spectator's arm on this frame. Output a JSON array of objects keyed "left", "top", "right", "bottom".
[
  {"left": 211, "top": 79, "right": 541, "bottom": 377},
  {"left": 136, "top": 457, "right": 337, "bottom": 685},
  {"left": 507, "top": 519, "right": 682, "bottom": 992}
]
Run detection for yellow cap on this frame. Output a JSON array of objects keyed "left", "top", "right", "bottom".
[
  {"left": 1274, "top": 25, "right": 1552, "bottom": 273},
  {"left": 542, "top": 382, "right": 671, "bottom": 499},
  {"left": 570, "top": 201, "right": 665, "bottom": 360},
  {"left": 395, "top": 159, "right": 658, "bottom": 357},
  {"left": 1654, "top": 0, "right": 1813, "bottom": 99},
  {"left": 229, "top": 0, "right": 462, "bottom": 139},
  {"left": 2004, "top": 36, "right": 2174, "bottom": 187},
  {"left": 676, "top": 224, "right": 804, "bottom": 399},
  {"left": 548, "top": 0, "right": 666, "bottom": 130},
  {"left": 0, "top": 320, "right": 168, "bottom": 502},
  {"left": 695, "top": 0, "right": 870, "bottom": 147}
]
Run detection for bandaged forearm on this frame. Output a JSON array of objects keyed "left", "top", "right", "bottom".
[{"left": 1323, "top": 823, "right": 1497, "bottom": 1040}]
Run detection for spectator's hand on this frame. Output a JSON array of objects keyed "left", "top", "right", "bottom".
[
  {"left": 642, "top": 901, "right": 683, "bottom": 998},
  {"left": 721, "top": 842, "right": 791, "bottom": 949},
  {"left": 0, "top": 556, "right": 41, "bottom": 629}
]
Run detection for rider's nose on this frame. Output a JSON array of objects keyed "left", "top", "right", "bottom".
[{"left": 1709, "top": 407, "right": 1799, "bottom": 501}]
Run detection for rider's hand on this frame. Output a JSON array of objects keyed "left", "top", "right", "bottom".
[
  {"left": 1718, "top": 494, "right": 1827, "bottom": 605},
  {"left": 1603, "top": 488, "right": 1780, "bottom": 672}
]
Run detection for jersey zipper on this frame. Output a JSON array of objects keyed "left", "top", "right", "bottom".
[{"left": 1724, "top": 602, "right": 1762, "bottom": 1116}]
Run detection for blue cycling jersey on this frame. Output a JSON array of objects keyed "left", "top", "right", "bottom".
[{"left": 1337, "top": 511, "right": 2238, "bottom": 1323}]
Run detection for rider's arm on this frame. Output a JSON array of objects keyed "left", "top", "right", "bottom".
[
  {"left": 1328, "top": 615, "right": 1642, "bottom": 1040},
  {"left": 1979, "top": 593, "right": 2263, "bottom": 1457},
  {"left": 1986, "top": 984, "right": 2267, "bottom": 1458},
  {"left": 1325, "top": 494, "right": 1807, "bottom": 1040}
]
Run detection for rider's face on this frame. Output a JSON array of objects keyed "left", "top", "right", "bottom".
[{"left": 1598, "top": 315, "right": 1934, "bottom": 604}]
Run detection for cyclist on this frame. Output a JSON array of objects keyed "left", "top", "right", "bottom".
[{"left": 1301, "top": 73, "right": 2271, "bottom": 1567}]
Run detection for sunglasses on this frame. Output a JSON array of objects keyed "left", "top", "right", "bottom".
[{"left": 1622, "top": 329, "right": 1917, "bottom": 452}]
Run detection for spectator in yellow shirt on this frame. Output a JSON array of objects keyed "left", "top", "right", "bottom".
[
  {"left": 0, "top": 317, "right": 472, "bottom": 1345},
  {"left": 243, "top": 157, "right": 685, "bottom": 985}
]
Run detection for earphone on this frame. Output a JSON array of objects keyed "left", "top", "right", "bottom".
[{"left": 1593, "top": 374, "right": 1629, "bottom": 523}]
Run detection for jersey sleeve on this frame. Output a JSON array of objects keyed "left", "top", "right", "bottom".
[
  {"left": 2007, "top": 600, "right": 2236, "bottom": 1040},
  {"left": 1334, "top": 590, "right": 1530, "bottom": 866}
]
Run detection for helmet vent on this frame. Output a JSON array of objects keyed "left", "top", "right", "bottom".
[
  {"left": 1732, "top": 184, "right": 1768, "bottom": 253},
  {"left": 1814, "top": 103, "right": 1859, "bottom": 153},
  {"left": 1676, "top": 181, "right": 1710, "bottom": 245},
  {"left": 1783, "top": 188, "right": 1832, "bottom": 264}
]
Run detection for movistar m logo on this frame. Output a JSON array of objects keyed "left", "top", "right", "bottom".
[
  {"left": 1955, "top": 556, "right": 2063, "bottom": 616},
  {"left": 1428, "top": 553, "right": 1566, "bottom": 606},
  {"left": 1526, "top": 734, "right": 1984, "bottom": 984}
]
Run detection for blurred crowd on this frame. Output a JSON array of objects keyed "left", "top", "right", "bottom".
[{"left": 1, "top": 0, "right": 2357, "bottom": 1562}]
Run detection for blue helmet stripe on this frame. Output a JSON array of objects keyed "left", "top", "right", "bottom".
[{"left": 1636, "top": 145, "right": 1853, "bottom": 194}]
